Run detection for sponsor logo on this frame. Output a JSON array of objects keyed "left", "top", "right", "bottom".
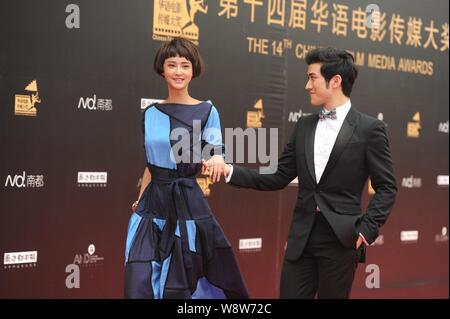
[
  {"left": 77, "top": 172, "right": 107, "bottom": 187},
  {"left": 196, "top": 176, "right": 213, "bottom": 197},
  {"left": 239, "top": 238, "right": 262, "bottom": 252},
  {"left": 407, "top": 112, "right": 421, "bottom": 138},
  {"left": 288, "top": 109, "right": 312, "bottom": 123},
  {"left": 15, "top": 80, "right": 41, "bottom": 117},
  {"left": 3, "top": 251, "right": 38, "bottom": 269},
  {"left": 401, "top": 175, "right": 422, "bottom": 188},
  {"left": 438, "top": 121, "right": 449, "bottom": 133},
  {"left": 401, "top": 230, "right": 419, "bottom": 243},
  {"left": 66, "top": 244, "right": 103, "bottom": 288},
  {"left": 153, "top": 0, "right": 208, "bottom": 44},
  {"left": 4, "top": 172, "right": 44, "bottom": 188},
  {"left": 437, "top": 175, "right": 449, "bottom": 187},
  {"left": 141, "top": 98, "right": 164, "bottom": 110},
  {"left": 72, "top": 244, "right": 104, "bottom": 267},
  {"left": 77, "top": 95, "right": 112, "bottom": 111},
  {"left": 247, "top": 99, "right": 265, "bottom": 128}
]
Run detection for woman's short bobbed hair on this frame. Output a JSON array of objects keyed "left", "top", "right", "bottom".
[{"left": 153, "top": 37, "right": 205, "bottom": 78}]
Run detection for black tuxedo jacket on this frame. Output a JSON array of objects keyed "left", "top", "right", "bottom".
[{"left": 230, "top": 107, "right": 397, "bottom": 261}]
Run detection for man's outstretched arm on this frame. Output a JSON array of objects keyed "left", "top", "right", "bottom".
[{"left": 226, "top": 127, "right": 298, "bottom": 191}]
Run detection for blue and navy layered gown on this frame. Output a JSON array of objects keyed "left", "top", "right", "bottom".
[{"left": 124, "top": 101, "right": 249, "bottom": 299}]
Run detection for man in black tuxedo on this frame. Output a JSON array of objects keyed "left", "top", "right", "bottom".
[{"left": 205, "top": 47, "right": 397, "bottom": 298}]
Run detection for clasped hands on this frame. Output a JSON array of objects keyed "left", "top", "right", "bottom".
[{"left": 201, "top": 155, "right": 230, "bottom": 183}]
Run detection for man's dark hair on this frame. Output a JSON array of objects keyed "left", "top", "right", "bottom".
[
  {"left": 305, "top": 47, "right": 358, "bottom": 97},
  {"left": 154, "top": 37, "right": 205, "bottom": 78}
]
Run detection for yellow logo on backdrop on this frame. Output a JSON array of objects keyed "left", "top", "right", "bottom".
[
  {"left": 407, "top": 112, "right": 421, "bottom": 138},
  {"left": 15, "top": 80, "right": 41, "bottom": 117},
  {"left": 247, "top": 99, "right": 265, "bottom": 128},
  {"left": 153, "top": 0, "right": 208, "bottom": 44},
  {"left": 196, "top": 175, "right": 212, "bottom": 197}
]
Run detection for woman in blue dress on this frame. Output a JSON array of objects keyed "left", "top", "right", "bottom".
[{"left": 124, "top": 37, "right": 249, "bottom": 299}]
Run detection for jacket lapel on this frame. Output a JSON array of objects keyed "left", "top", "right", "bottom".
[
  {"left": 305, "top": 114, "right": 319, "bottom": 184},
  {"left": 318, "top": 107, "right": 357, "bottom": 184}
]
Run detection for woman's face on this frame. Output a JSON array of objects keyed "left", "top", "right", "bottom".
[{"left": 162, "top": 55, "right": 193, "bottom": 91}]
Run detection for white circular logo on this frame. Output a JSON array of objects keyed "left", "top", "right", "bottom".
[
  {"left": 442, "top": 227, "right": 448, "bottom": 236},
  {"left": 377, "top": 113, "right": 384, "bottom": 121},
  {"left": 88, "top": 244, "right": 95, "bottom": 255}
]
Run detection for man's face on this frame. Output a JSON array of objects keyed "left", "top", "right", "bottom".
[{"left": 305, "top": 63, "right": 333, "bottom": 107}]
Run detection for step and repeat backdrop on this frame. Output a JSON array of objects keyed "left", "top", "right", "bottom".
[{"left": 0, "top": 0, "right": 448, "bottom": 298}]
